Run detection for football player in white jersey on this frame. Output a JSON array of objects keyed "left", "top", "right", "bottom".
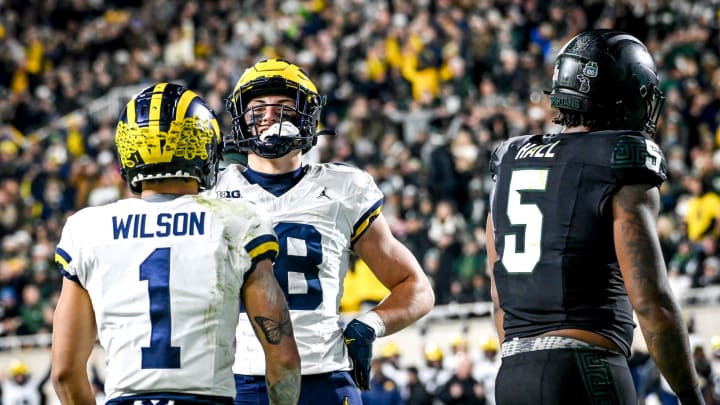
[
  {"left": 212, "top": 58, "right": 435, "bottom": 405},
  {"left": 1, "top": 359, "right": 51, "bottom": 405},
  {"left": 51, "top": 83, "right": 301, "bottom": 405}
]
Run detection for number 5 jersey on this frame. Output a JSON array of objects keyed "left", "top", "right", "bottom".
[{"left": 489, "top": 130, "right": 667, "bottom": 358}]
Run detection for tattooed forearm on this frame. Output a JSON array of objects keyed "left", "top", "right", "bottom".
[
  {"left": 253, "top": 310, "right": 293, "bottom": 344},
  {"left": 620, "top": 209, "right": 696, "bottom": 388},
  {"left": 614, "top": 185, "right": 699, "bottom": 396},
  {"left": 267, "top": 373, "right": 300, "bottom": 405},
  {"left": 618, "top": 209, "right": 664, "bottom": 303}
]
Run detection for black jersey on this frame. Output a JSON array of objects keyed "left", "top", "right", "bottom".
[{"left": 489, "top": 130, "right": 667, "bottom": 357}]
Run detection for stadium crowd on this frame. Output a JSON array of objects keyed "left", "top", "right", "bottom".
[{"left": 0, "top": 0, "right": 719, "bottom": 403}]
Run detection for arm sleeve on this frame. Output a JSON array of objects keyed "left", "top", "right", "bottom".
[
  {"left": 241, "top": 208, "right": 279, "bottom": 281},
  {"left": 55, "top": 214, "right": 84, "bottom": 287},
  {"left": 346, "top": 169, "right": 384, "bottom": 246}
]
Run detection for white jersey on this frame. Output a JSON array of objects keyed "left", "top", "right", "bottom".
[
  {"left": 55, "top": 195, "right": 278, "bottom": 401},
  {"left": 208, "top": 163, "right": 384, "bottom": 375},
  {"left": 1, "top": 376, "right": 45, "bottom": 405}
]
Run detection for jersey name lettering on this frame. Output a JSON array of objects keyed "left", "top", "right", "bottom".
[
  {"left": 112, "top": 212, "right": 206, "bottom": 239},
  {"left": 514, "top": 140, "right": 560, "bottom": 160}
]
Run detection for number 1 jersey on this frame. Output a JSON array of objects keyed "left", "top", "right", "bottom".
[
  {"left": 489, "top": 130, "right": 667, "bottom": 357},
  {"left": 55, "top": 195, "right": 278, "bottom": 400}
]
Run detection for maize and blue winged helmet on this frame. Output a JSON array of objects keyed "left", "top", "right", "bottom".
[
  {"left": 226, "top": 58, "right": 325, "bottom": 158},
  {"left": 115, "top": 83, "right": 222, "bottom": 194}
]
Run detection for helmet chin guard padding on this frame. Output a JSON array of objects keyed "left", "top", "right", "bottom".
[
  {"left": 226, "top": 59, "right": 325, "bottom": 158},
  {"left": 548, "top": 30, "right": 664, "bottom": 134}
]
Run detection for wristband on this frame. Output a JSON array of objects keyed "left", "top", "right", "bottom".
[{"left": 355, "top": 310, "right": 386, "bottom": 338}]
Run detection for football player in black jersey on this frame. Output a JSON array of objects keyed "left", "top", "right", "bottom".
[{"left": 486, "top": 30, "right": 704, "bottom": 405}]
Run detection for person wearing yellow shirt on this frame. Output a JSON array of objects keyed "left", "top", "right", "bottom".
[{"left": 683, "top": 175, "right": 720, "bottom": 241}]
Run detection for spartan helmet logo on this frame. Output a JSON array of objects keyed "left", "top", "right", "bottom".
[
  {"left": 577, "top": 74, "right": 591, "bottom": 93},
  {"left": 576, "top": 61, "right": 598, "bottom": 93},
  {"left": 583, "top": 61, "right": 599, "bottom": 77}
]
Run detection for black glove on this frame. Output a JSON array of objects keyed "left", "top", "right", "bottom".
[{"left": 343, "top": 318, "right": 376, "bottom": 390}]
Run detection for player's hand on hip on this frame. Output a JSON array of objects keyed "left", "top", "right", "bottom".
[{"left": 343, "top": 318, "right": 376, "bottom": 390}]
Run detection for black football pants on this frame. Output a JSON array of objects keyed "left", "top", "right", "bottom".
[{"left": 495, "top": 348, "right": 636, "bottom": 405}]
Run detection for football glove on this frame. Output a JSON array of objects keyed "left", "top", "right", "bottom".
[{"left": 343, "top": 318, "right": 376, "bottom": 390}]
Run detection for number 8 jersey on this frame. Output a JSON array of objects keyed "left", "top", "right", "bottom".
[
  {"left": 54, "top": 195, "right": 278, "bottom": 401},
  {"left": 489, "top": 130, "right": 667, "bottom": 358},
  {"left": 208, "top": 162, "right": 384, "bottom": 375}
]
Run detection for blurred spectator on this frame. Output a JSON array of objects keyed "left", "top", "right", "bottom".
[
  {"left": 468, "top": 273, "right": 492, "bottom": 303},
  {"left": 362, "top": 358, "right": 404, "bottom": 405},
  {"left": 682, "top": 175, "right": 720, "bottom": 242},
  {"left": 0, "top": 286, "right": 21, "bottom": 337},
  {"left": 0, "top": 359, "right": 51, "bottom": 405},
  {"left": 447, "top": 279, "right": 472, "bottom": 305},
  {"left": 453, "top": 239, "right": 487, "bottom": 300},
  {"left": 698, "top": 257, "right": 720, "bottom": 287},
  {"left": 443, "top": 335, "right": 470, "bottom": 373},
  {"left": 419, "top": 342, "right": 452, "bottom": 398},
  {"left": 668, "top": 238, "right": 702, "bottom": 280},
  {"left": 405, "top": 366, "right": 432, "bottom": 405},
  {"left": 436, "top": 351, "right": 485, "bottom": 405},
  {"left": 380, "top": 341, "right": 408, "bottom": 395},
  {"left": 427, "top": 200, "right": 465, "bottom": 305},
  {"left": 691, "top": 235, "right": 720, "bottom": 288},
  {"left": 471, "top": 336, "right": 500, "bottom": 405},
  {"left": 17, "top": 284, "right": 47, "bottom": 335},
  {"left": 658, "top": 214, "right": 682, "bottom": 265},
  {"left": 0, "top": 140, "right": 23, "bottom": 181},
  {"left": 0, "top": 181, "right": 23, "bottom": 240},
  {"left": 692, "top": 345, "right": 715, "bottom": 404}
]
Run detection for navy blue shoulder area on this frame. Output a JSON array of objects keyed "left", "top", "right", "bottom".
[
  {"left": 489, "top": 131, "right": 666, "bottom": 187},
  {"left": 489, "top": 135, "right": 535, "bottom": 175},
  {"left": 567, "top": 130, "right": 667, "bottom": 186}
]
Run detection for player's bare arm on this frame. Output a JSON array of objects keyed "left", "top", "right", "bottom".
[
  {"left": 242, "top": 258, "right": 300, "bottom": 404},
  {"left": 51, "top": 278, "right": 98, "bottom": 404},
  {"left": 253, "top": 311, "right": 293, "bottom": 344},
  {"left": 613, "top": 184, "right": 702, "bottom": 401},
  {"left": 354, "top": 213, "right": 435, "bottom": 335},
  {"left": 485, "top": 214, "right": 505, "bottom": 343}
]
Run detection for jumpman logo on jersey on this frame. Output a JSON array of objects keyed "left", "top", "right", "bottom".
[
  {"left": 317, "top": 187, "right": 331, "bottom": 200},
  {"left": 132, "top": 400, "right": 173, "bottom": 405}
]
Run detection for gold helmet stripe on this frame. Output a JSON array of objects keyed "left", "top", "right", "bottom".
[
  {"left": 175, "top": 88, "right": 198, "bottom": 122},
  {"left": 148, "top": 82, "right": 168, "bottom": 132},
  {"left": 176, "top": 89, "right": 221, "bottom": 142},
  {"left": 233, "top": 59, "right": 319, "bottom": 95}
]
